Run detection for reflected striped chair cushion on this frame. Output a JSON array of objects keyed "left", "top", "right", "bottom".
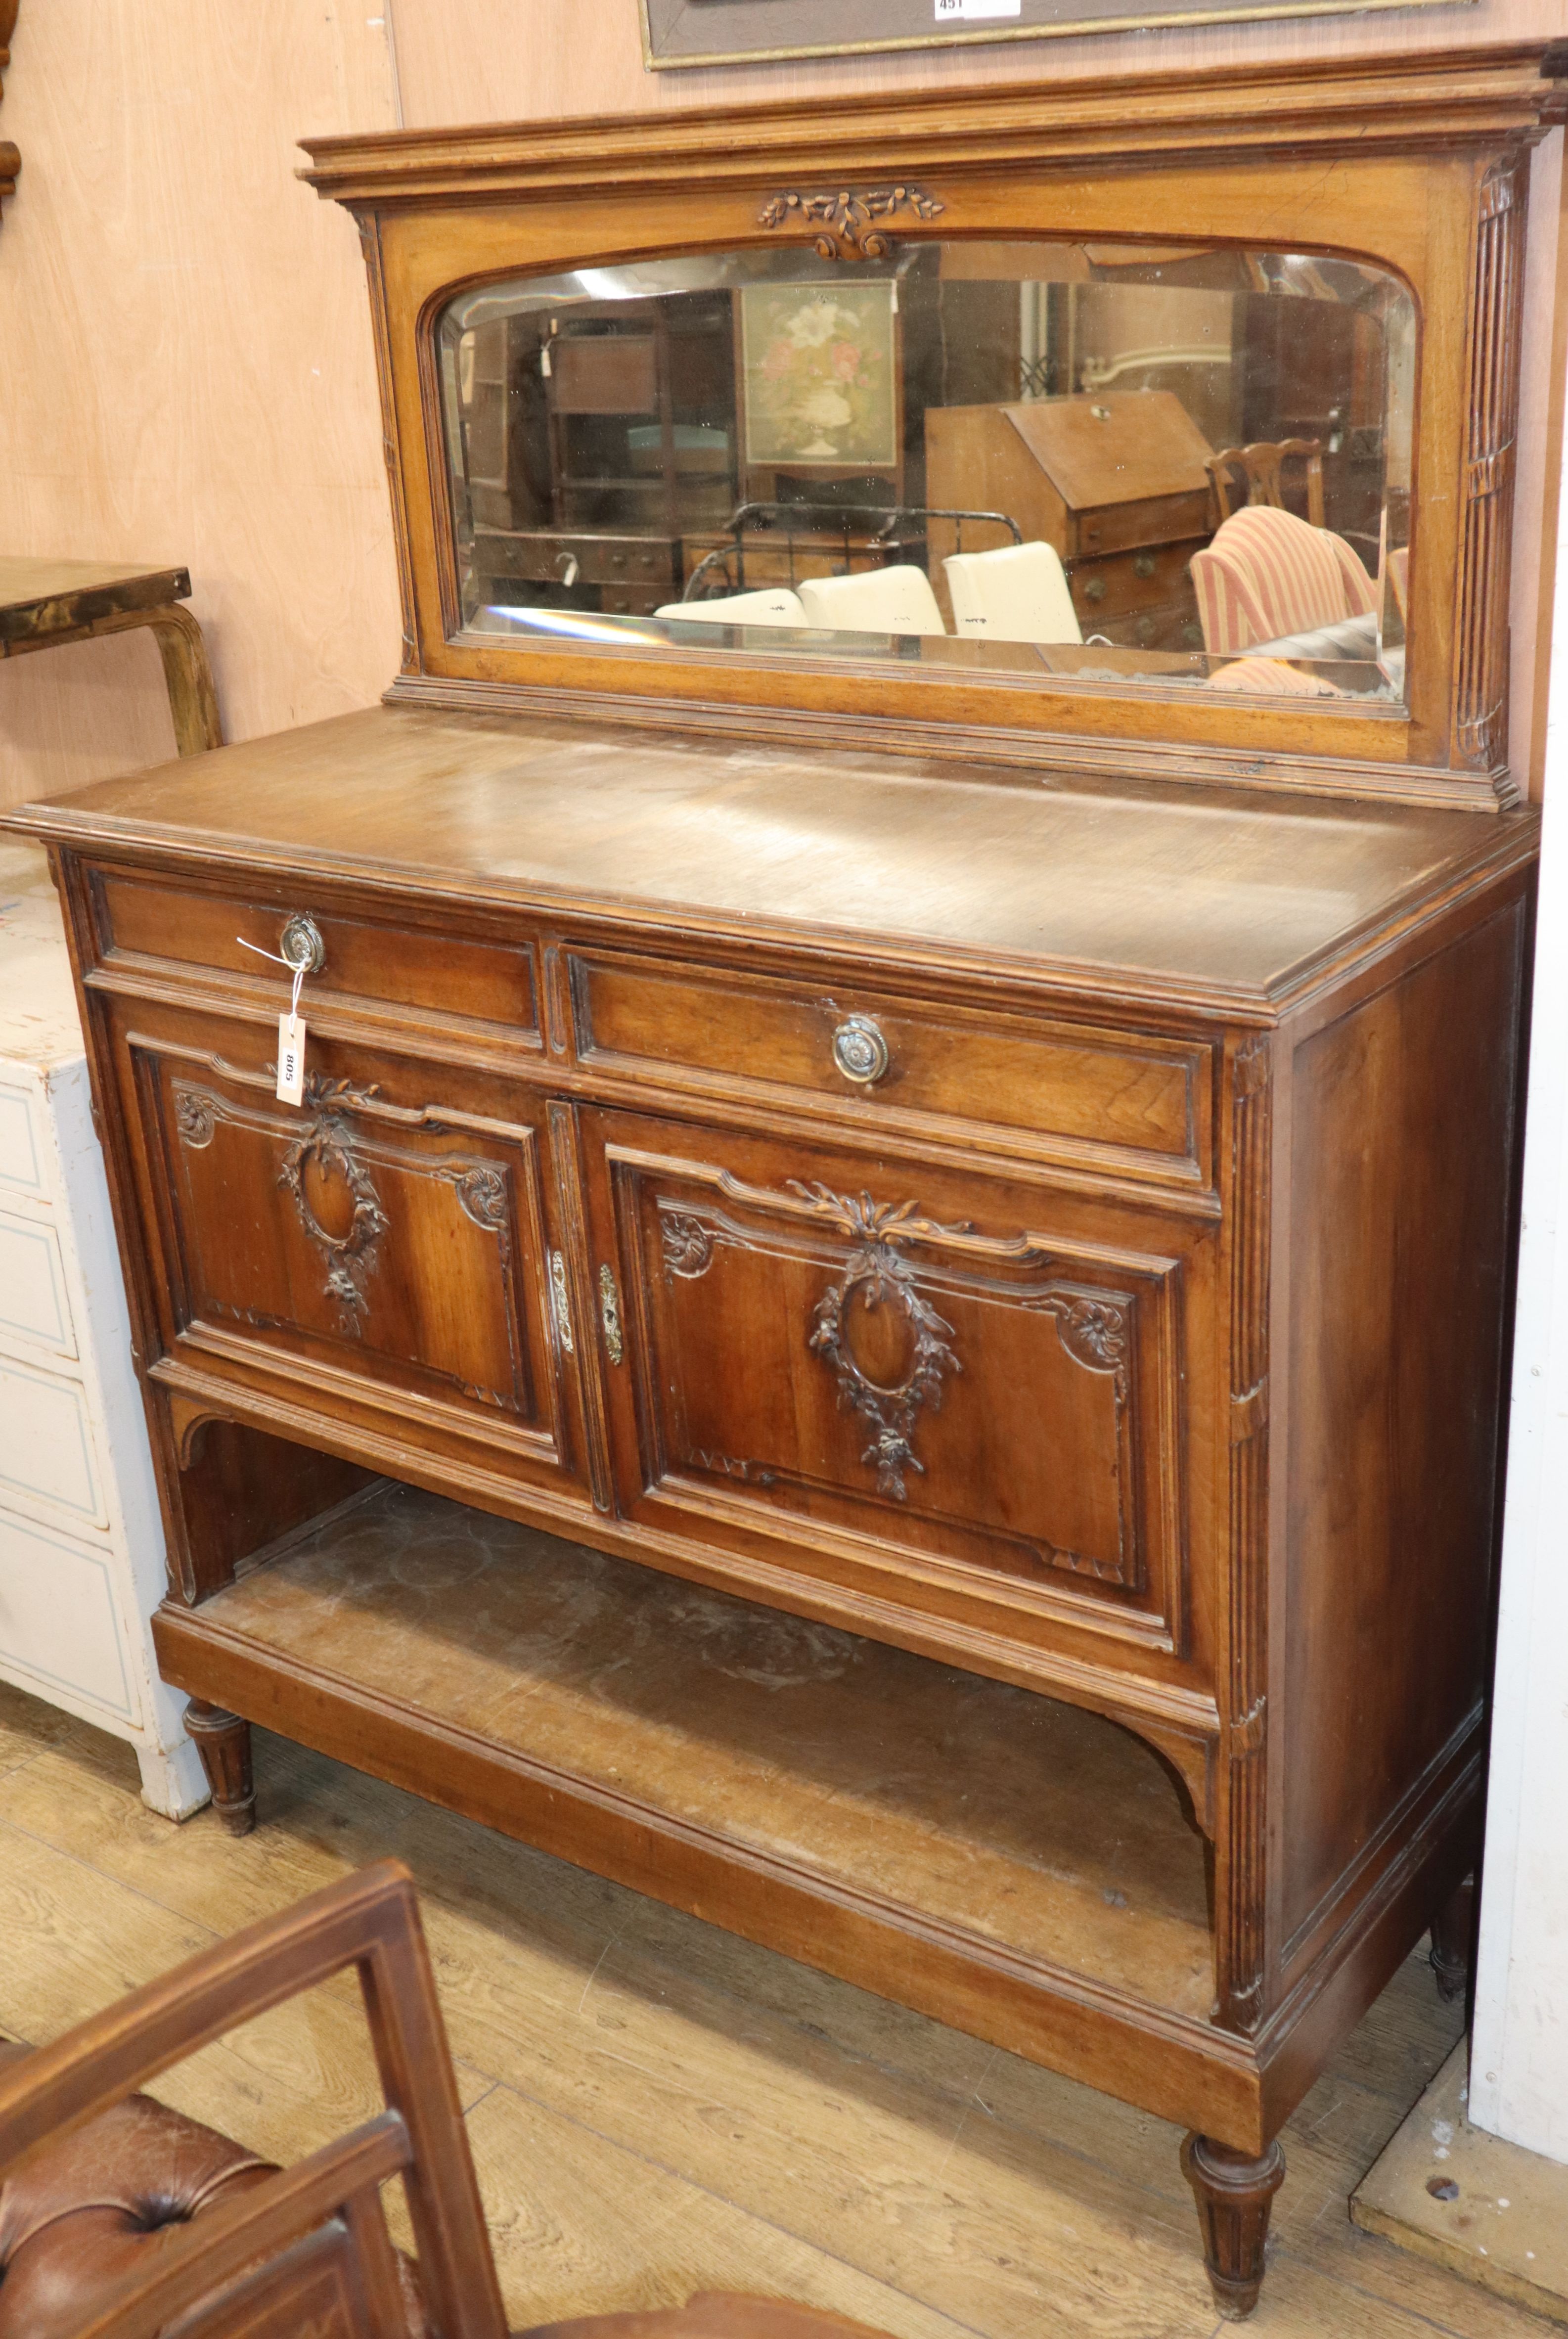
[{"left": 1191, "top": 504, "right": 1376, "bottom": 656}]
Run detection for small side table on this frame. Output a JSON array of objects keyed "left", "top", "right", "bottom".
[{"left": 0, "top": 558, "right": 222, "bottom": 757}]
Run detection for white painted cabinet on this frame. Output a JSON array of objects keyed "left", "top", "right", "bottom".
[{"left": 0, "top": 841, "right": 206, "bottom": 1816}]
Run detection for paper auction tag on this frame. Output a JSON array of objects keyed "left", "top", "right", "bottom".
[
  {"left": 935, "top": 0, "right": 1022, "bottom": 17},
  {"left": 277, "top": 1014, "right": 307, "bottom": 1106}
]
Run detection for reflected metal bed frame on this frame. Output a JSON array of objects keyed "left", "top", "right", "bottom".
[{"left": 681, "top": 502, "right": 1023, "bottom": 599}]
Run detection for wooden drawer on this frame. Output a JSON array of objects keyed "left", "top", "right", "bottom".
[
  {"left": 0, "top": 1208, "right": 76, "bottom": 1362},
  {"left": 1070, "top": 540, "right": 1203, "bottom": 628},
  {"left": 1072, "top": 491, "right": 1212, "bottom": 559},
  {"left": 599, "top": 585, "right": 672, "bottom": 618},
  {"left": 90, "top": 872, "right": 539, "bottom": 1044},
  {"left": 475, "top": 531, "right": 679, "bottom": 588},
  {"left": 0, "top": 1079, "right": 47, "bottom": 1204},
  {"left": 0, "top": 1355, "right": 106, "bottom": 1533},
  {"left": 0, "top": 1507, "right": 134, "bottom": 1719},
  {"left": 568, "top": 949, "right": 1210, "bottom": 1185}
]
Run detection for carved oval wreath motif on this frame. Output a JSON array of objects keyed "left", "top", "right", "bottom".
[
  {"left": 278, "top": 1109, "right": 388, "bottom": 1333},
  {"left": 799, "top": 1191, "right": 961, "bottom": 1503}
]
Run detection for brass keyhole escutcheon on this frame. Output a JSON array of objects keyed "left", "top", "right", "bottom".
[{"left": 599, "top": 1264, "right": 625, "bottom": 1365}]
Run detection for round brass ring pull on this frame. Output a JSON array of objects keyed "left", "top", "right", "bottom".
[
  {"left": 832, "top": 1015, "right": 890, "bottom": 1085},
  {"left": 280, "top": 912, "right": 326, "bottom": 975}
]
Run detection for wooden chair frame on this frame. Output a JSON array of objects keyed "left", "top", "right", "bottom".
[
  {"left": 0, "top": 1860, "right": 508, "bottom": 2339},
  {"left": 1205, "top": 439, "right": 1326, "bottom": 531}
]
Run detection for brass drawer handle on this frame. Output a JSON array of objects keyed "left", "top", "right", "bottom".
[
  {"left": 1133, "top": 552, "right": 1157, "bottom": 580},
  {"left": 1081, "top": 576, "right": 1108, "bottom": 605},
  {"left": 599, "top": 1264, "right": 624, "bottom": 1365},
  {"left": 280, "top": 913, "right": 326, "bottom": 975},
  {"left": 831, "top": 1015, "right": 889, "bottom": 1086}
]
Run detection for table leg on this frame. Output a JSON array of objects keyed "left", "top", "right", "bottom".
[
  {"left": 1181, "top": 2132, "right": 1286, "bottom": 2320},
  {"left": 183, "top": 1701, "right": 256, "bottom": 1835}
]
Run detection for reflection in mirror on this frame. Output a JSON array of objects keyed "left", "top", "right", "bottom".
[{"left": 440, "top": 239, "right": 1415, "bottom": 705}]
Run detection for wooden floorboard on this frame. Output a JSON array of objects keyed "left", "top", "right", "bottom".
[{"left": 0, "top": 1677, "right": 1551, "bottom": 2339}]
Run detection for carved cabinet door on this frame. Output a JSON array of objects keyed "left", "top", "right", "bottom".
[
  {"left": 577, "top": 1107, "right": 1215, "bottom": 1663},
  {"left": 102, "top": 998, "right": 586, "bottom": 1496}
]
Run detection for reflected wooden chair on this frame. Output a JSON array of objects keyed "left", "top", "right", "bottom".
[
  {"left": 0, "top": 1861, "right": 890, "bottom": 2339},
  {"left": 1205, "top": 438, "right": 1325, "bottom": 530}
]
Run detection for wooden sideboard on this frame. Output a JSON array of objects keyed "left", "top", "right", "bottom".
[
  {"left": 8, "top": 43, "right": 1564, "bottom": 2322},
  {"left": 8, "top": 706, "right": 1533, "bottom": 2313}
]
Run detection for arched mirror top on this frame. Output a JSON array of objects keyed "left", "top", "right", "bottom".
[
  {"left": 436, "top": 236, "right": 1417, "bottom": 711},
  {"left": 303, "top": 45, "right": 1568, "bottom": 808}
]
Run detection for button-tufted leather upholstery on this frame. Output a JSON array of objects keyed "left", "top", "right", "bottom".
[{"left": 0, "top": 2040, "right": 429, "bottom": 2339}]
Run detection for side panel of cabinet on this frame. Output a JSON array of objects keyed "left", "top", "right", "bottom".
[
  {"left": 96, "top": 994, "right": 586, "bottom": 1496},
  {"left": 1277, "top": 898, "right": 1526, "bottom": 1983},
  {"left": 577, "top": 1104, "right": 1219, "bottom": 1682}
]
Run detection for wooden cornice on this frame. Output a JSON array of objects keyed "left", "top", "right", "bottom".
[{"left": 300, "top": 42, "right": 1568, "bottom": 210}]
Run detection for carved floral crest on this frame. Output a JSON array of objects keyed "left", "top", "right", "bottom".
[{"left": 758, "top": 184, "right": 944, "bottom": 262}]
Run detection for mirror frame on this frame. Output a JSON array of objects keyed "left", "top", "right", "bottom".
[{"left": 302, "top": 44, "right": 1568, "bottom": 811}]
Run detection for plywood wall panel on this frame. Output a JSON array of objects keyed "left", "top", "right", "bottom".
[
  {"left": 386, "top": 0, "right": 1568, "bottom": 129},
  {"left": 0, "top": 0, "right": 402, "bottom": 807}
]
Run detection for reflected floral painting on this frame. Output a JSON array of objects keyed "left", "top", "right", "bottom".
[{"left": 739, "top": 282, "right": 898, "bottom": 468}]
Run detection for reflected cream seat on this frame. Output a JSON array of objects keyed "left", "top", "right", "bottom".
[
  {"left": 655, "top": 587, "right": 807, "bottom": 627},
  {"left": 795, "top": 565, "right": 947, "bottom": 637},
  {"left": 943, "top": 541, "right": 1082, "bottom": 646}
]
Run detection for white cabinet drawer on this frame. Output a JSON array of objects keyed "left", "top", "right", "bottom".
[
  {"left": 0, "top": 1210, "right": 76, "bottom": 1361},
  {"left": 0, "top": 1355, "right": 107, "bottom": 1530},
  {"left": 0, "top": 1506, "right": 133, "bottom": 1718},
  {"left": 0, "top": 1080, "right": 48, "bottom": 1203}
]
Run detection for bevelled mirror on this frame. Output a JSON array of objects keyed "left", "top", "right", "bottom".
[{"left": 438, "top": 238, "right": 1416, "bottom": 708}]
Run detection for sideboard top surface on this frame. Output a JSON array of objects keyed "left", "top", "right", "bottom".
[{"left": 5, "top": 706, "right": 1535, "bottom": 1010}]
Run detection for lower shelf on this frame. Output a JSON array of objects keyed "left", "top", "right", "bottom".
[{"left": 155, "top": 1477, "right": 1254, "bottom": 2133}]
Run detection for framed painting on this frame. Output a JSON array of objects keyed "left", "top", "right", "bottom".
[
  {"left": 640, "top": 0, "right": 1466, "bottom": 66},
  {"left": 738, "top": 282, "right": 899, "bottom": 473}
]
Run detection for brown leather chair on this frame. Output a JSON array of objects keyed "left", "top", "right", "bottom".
[{"left": 0, "top": 1863, "right": 889, "bottom": 2339}]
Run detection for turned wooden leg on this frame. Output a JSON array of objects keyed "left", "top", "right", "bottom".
[
  {"left": 1430, "top": 1875, "right": 1476, "bottom": 2004},
  {"left": 1181, "top": 2133, "right": 1286, "bottom": 2320},
  {"left": 183, "top": 1701, "right": 256, "bottom": 1835}
]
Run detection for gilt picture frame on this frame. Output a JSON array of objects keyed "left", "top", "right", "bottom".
[{"left": 639, "top": 0, "right": 1466, "bottom": 69}]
